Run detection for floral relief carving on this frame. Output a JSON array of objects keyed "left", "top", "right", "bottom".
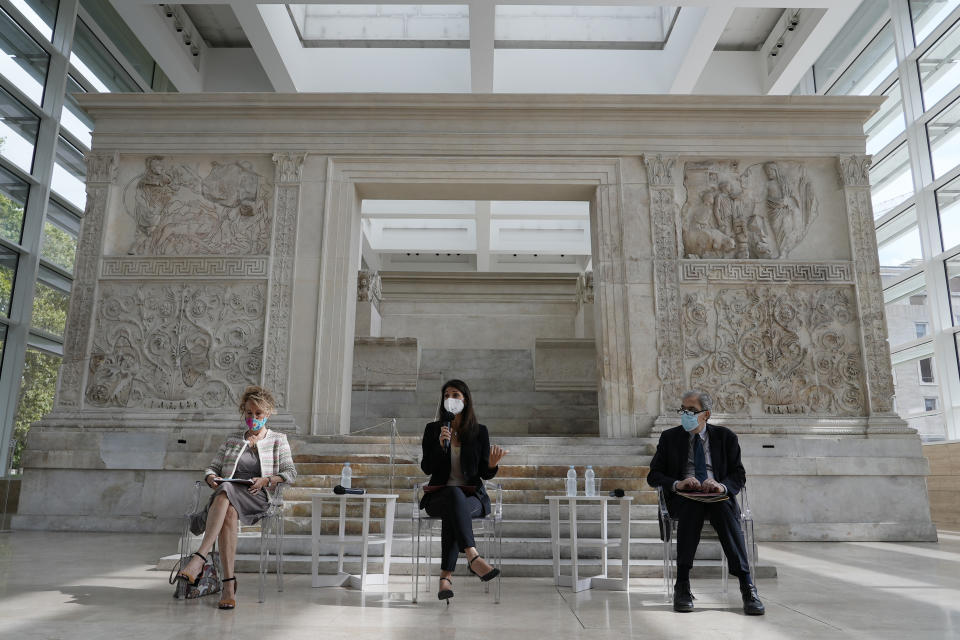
[
  {"left": 683, "top": 286, "right": 866, "bottom": 416},
  {"left": 680, "top": 160, "right": 820, "bottom": 260},
  {"left": 122, "top": 156, "right": 273, "bottom": 256},
  {"left": 85, "top": 283, "right": 266, "bottom": 410}
]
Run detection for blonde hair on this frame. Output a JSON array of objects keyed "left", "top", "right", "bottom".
[{"left": 239, "top": 385, "right": 276, "bottom": 414}]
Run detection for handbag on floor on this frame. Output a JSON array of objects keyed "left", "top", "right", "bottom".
[{"left": 170, "top": 551, "right": 222, "bottom": 599}]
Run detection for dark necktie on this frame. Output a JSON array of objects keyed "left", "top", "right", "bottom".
[{"left": 694, "top": 436, "right": 708, "bottom": 483}]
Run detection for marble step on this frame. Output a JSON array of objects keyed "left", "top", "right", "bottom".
[
  {"left": 277, "top": 501, "right": 657, "bottom": 520},
  {"left": 285, "top": 476, "right": 652, "bottom": 494},
  {"left": 289, "top": 462, "right": 652, "bottom": 479},
  {"left": 234, "top": 534, "right": 729, "bottom": 560},
  {"left": 279, "top": 516, "right": 662, "bottom": 538}
]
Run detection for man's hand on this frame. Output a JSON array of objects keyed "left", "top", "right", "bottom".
[
  {"left": 701, "top": 478, "right": 725, "bottom": 494},
  {"left": 676, "top": 477, "right": 702, "bottom": 492},
  {"left": 248, "top": 477, "right": 270, "bottom": 493}
]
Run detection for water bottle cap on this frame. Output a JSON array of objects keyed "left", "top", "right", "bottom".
[
  {"left": 569, "top": 465, "right": 574, "bottom": 469},
  {"left": 344, "top": 462, "right": 351, "bottom": 466},
  {"left": 587, "top": 465, "right": 593, "bottom": 469}
]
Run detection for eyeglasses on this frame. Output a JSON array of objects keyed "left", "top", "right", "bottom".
[{"left": 676, "top": 407, "right": 707, "bottom": 416}]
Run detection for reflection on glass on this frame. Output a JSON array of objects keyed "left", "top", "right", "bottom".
[
  {"left": 919, "top": 18, "right": 960, "bottom": 109},
  {"left": 928, "top": 98, "right": 960, "bottom": 178},
  {"left": 61, "top": 75, "right": 92, "bottom": 148},
  {"left": 495, "top": 5, "right": 677, "bottom": 44},
  {"left": 12, "top": 346, "right": 60, "bottom": 469},
  {"left": 884, "top": 274, "right": 932, "bottom": 349},
  {"left": 0, "top": 245, "right": 15, "bottom": 316},
  {"left": 827, "top": 23, "right": 896, "bottom": 96},
  {"left": 0, "top": 324, "right": 5, "bottom": 373},
  {"left": 79, "top": 0, "right": 156, "bottom": 87},
  {"left": 814, "top": 2, "right": 890, "bottom": 88},
  {"left": 0, "top": 84, "right": 38, "bottom": 172},
  {"left": 866, "top": 81, "right": 906, "bottom": 155},
  {"left": 946, "top": 252, "right": 960, "bottom": 325},
  {"left": 9, "top": 0, "right": 58, "bottom": 41},
  {"left": 892, "top": 350, "right": 945, "bottom": 440},
  {"left": 870, "top": 144, "right": 914, "bottom": 218},
  {"left": 70, "top": 18, "right": 139, "bottom": 92},
  {"left": 0, "top": 8, "right": 49, "bottom": 106},
  {"left": 51, "top": 136, "right": 85, "bottom": 209},
  {"left": 41, "top": 199, "right": 78, "bottom": 273},
  {"left": 30, "top": 266, "right": 68, "bottom": 337},
  {"left": 935, "top": 174, "right": 960, "bottom": 251},
  {"left": 911, "top": 0, "right": 960, "bottom": 44},
  {"left": 0, "top": 164, "right": 29, "bottom": 245},
  {"left": 878, "top": 207, "right": 923, "bottom": 285}
]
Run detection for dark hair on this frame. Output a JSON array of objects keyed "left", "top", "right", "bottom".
[{"left": 438, "top": 379, "right": 479, "bottom": 442}]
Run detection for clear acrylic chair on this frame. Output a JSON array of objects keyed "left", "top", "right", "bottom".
[
  {"left": 179, "top": 480, "right": 287, "bottom": 603},
  {"left": 411, "top": 481, "right": 503, "bottom": 604},
  {"left": 657, "top": 485, "right": 757, "bottom": 600}
]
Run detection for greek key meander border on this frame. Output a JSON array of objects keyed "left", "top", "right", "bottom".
[
  {"left": 680, "top": 261, "right": 854, "bottom": 284},
  {"left": 100, "top": 257, "right": 269, "bottom": 279}
]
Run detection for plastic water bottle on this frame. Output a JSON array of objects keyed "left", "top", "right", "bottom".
[
  {"left": 565, "top": 465, "right": 577, "bottom": 496},
  {"left": 341, "top": 462, "right": 352, "bottom": 489},
  {"left": 585, "top": 466, "right": 596, "bottom": 497}
]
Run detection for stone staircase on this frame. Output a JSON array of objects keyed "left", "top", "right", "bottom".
[
  {"left": 195, "top": 436, "right": 776, "bottom": 580},
  {"left": 351, "top": 348, "right": 600, "bottom": 436}
]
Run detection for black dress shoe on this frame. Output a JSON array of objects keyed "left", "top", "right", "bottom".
[
  {"left": 740, "top": 584, "right": 765, "bottom": 616},
  {"left": 673, "top": 580, "right": 694, "bottom": 613}
]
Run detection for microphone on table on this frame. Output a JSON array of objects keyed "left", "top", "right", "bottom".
[
  {"left": 608, "top": 488, "right": 625, "bottom": 498},
  {"left": 333, "top": 484, "right": 365, "bottom": 495},
  {"left": 440, "top": 408, "right": 455, "bottom": 455}
]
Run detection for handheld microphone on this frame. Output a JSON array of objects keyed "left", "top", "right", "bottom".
[
  {"left": 440, "top": 409, "right": 454, "bottom": 455},
  {"left": 608, "top": 488, "right": 625, "bottom": 498},
  {"left": 333, "top": 484, "right": 365, "bottom": 495}
]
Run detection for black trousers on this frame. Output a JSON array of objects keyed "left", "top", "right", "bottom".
[
  {"left": 422, "top": 486, "right": 483, "bottom": 572},
  {"left": 674, "top": 497, "right": 751, "bottom": 580}
]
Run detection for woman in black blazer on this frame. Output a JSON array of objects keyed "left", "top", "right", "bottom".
[{"left": 420, "top": 379, "right": 508, "bottom": 602}]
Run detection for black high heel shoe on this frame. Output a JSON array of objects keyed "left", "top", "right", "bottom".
[
  {"left": 218, "top": 577, "right": 237, "bottom": 610},
  {"left": 468, "top": 554, "right": 500, "bottom": 582},
  {"left": 438, "top": 576, "right": 454, "bottom": 603},
  {"left": 176, "top": 552, "right": 207, "bottom": 586}
]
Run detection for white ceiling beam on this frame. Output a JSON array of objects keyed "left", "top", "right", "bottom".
[
  {"left": 197, "top": 1, "right": 841, "bottom": 7},
  {"left": 360, "top": 229, "right": 382, "bottom": 272},
  {"left": 762, "top": 2, "right": 860, "bottom": 95},
  {"left": 109, "top": 2, "right": 202, "bottom": 92},
  {"left": 664, "top": 5, "right": 735, "bottom": 94},
  {"left": 469, "top": 0, "right": 495, "bottom": 93},
  {"left": 476, "top": 201, "right": 491, "bottom": 272},
  {"left": 232, "top": 2, "right": 297, "bottom": 92}
]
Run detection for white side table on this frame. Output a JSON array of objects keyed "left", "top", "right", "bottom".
[
  {"left": 311, "top": 492, "right": 398, "bottom": 591},
  {"left": 547, "top": 494, "right": 633, "bottom": 592}
]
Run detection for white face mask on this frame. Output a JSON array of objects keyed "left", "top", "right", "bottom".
[{"left": 443, "top": 397, "right": 465, "bottom": 415}]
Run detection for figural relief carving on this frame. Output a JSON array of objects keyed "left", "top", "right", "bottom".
[
  {"left": 683, "top": 286, "right": 866, "bottom": 416},
  {"left": 85, "top": 282, "right": 266, "bottom": 409},
  {"left": 681, "top": 160, "right": 820, "bottom": 260},
  {"left": 122, "top": 156, "right": 273, "bottom": 256}
]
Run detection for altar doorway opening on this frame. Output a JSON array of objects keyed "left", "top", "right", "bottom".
[{"left": 350, "top": 198, "right": 598, "bottom": 437}]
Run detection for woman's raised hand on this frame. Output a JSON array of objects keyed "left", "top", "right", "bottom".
[{"left": 489, "top": 445, "right": 509, "bottom": 467}]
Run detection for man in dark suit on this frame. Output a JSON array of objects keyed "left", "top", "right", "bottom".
[{"left": 647, "top": 389, "right": 764, "bottom": 616}]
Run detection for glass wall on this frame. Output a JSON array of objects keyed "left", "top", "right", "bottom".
[
  {"left": 808, "top": 0, "right": 960, "bottom": 440},
  {"left": 0, "top": 0, "right": 173, "bottom": 474}
]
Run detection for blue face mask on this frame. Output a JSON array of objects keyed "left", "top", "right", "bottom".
[
  {"left": 680, "top": 412, "right": 700, "bottom": 432},
  {"left": 246, "top": 416, "right": 267, "bottom": 432}
]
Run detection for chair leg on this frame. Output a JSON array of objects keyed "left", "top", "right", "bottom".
[
  {"left": 412, "top": 518, "right": 421, "bottom": 604},
  {"left": 259, "top": 517, "right": 270, "bottom": 604},
  {"left": 483, "top": 524, "right": 490, "bottom": 595},
  {"left": 662, "top": 531, "right": 672, "bottom": 603},
  {"left": 721, "top": 546, "right": 728, "bottom": 596},
  {"left": 495, "top": 519, "right": 502, "bottom": 605},
  {"left": 276, "top": 514, "right": 284, "bottom": 593}
]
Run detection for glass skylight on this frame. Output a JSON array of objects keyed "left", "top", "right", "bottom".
[{"left": 289, "top": 4, "right": 470, "bottom": 46}]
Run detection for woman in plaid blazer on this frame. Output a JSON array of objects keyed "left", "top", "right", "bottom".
[{"left": 175, "top": 385, "right": 296, "bottom": 610}]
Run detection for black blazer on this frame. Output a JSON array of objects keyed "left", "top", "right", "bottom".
[
  {"left": 646, "top": 423, "right": 746, "bottom": 516},
  {"left": 420, "top": 421, "right": 499, "bottom": 516}
]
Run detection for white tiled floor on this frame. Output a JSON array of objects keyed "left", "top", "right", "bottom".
[{"left": 0, "top": 531, "right": 958, "bottom": 639}]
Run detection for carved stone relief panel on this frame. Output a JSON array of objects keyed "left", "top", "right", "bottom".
[
  {"left": 85, "top": 282, "right": 266, "bottom": 410},
  {"left": 679, "top": 159, "right": 827, "bottom": 260},
  {"left": 682, "top": 285, "right": 866, "bottom": 416},
  {"left": 111, "top": 156, "right": 274, "bottom": 256}
]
